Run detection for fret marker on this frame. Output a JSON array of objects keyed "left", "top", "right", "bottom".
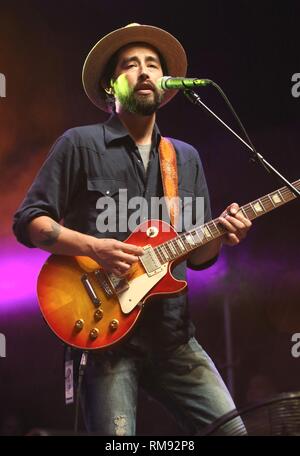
[
  {"left": 253, "top": 201, "right": 264, "bottom": 214},
  {"left": 203, "top": 227, "right": 212, "bottom": 239},
  {"left": 185, "top": 234, "right": 195, "bottom": 246},
  {"left": 193, "top": 231, "right": 203, "bottom": 244},
  {"left": 271, "top": 193, "right": 282, "bottom": 205}
]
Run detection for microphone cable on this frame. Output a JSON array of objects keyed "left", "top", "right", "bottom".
[{"left": 184, "top": 82, "right": 269, "bottom": 172}]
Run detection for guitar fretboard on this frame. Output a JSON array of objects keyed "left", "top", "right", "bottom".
[{"left": 153, "top": 179, "right": 300, "bottom": 264}]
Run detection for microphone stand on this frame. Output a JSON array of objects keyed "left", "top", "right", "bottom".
[{"left": 183, "top": 88, "right": 300, "bottom": 198}]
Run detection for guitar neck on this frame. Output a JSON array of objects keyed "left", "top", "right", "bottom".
[{"left": 154, "top": 179, "right": 300, "bottom": 264}]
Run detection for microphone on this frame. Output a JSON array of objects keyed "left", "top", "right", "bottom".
[{"left": 157, "top": 76, "right": 212, "bottom": 90}]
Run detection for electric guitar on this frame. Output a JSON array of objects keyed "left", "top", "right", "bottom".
[{"left": 37, "top": 179, "right": 299, "bottom": 350}]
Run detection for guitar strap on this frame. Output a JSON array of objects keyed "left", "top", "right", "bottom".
[{"left": 158, "top": 137, "right": 179, "bottom": 228}]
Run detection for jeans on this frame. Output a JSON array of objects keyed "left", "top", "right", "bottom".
[{"left": 81, "top": 337, "right": 237, "bottom": 436}]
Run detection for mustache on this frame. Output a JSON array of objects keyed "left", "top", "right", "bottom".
[{"left": 134, "top": 81, "right": 156, "bottom": 92}]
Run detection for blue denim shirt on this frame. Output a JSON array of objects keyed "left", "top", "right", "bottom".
[{"left": 13, "top": 114, "right": 216, "bottom": 351}]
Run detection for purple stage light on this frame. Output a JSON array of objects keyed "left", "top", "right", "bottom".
[
  {"left": 0, "top": 237, "right": 48, "bottom": 313},
  {"left": 187, "top": 252, "right": 229, "bottom": 291}
]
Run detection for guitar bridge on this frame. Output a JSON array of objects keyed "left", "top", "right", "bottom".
[
  {"left": 94, "top": 269, "right": 114, "bottom": 297},
  {"left": 107, "top": 273, "right": 130, "bottom": 294},
  {"left": 94, "top": 269, "right": 129, "bottom": 296}
]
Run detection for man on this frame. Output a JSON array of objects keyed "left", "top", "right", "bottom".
[{"left": 13, "top": 24, "right": 251, "bottom": 435}]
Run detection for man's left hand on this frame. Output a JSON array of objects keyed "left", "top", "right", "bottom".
[{"left": 218, "top": 203, "right": 252, "bottom": 246}]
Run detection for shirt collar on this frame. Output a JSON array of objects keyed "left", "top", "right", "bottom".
[{"left": 103, "top": 114, "right": 161, "bottom": 148}]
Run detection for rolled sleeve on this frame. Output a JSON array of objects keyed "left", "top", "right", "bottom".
[{"left": 187, "top": 254, "right": 219, "bottom": 271}]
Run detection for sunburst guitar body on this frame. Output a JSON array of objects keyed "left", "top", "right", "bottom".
[{"left": 37, "top": 219, "right": 186, "bottom": 350}]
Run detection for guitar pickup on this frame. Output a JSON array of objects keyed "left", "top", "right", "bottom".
[{"left": 140, "top": 245, "right": 162, "bottom": 276}]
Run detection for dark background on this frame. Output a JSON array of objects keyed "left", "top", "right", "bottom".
[{"left": 0, "top": 0, "right": 299, "bottom": 435}]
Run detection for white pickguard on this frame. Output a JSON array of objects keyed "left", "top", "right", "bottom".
[{"left": 118, "top": 264, "right": 168, "bottom": 314}]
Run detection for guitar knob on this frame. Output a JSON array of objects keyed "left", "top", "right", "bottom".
[
  {"left": 109, "top": 319, "right": 119, "bottom": 331},
  {"left": 74, "top": 319, "right": 84, "bottom": 332},
  {"left": 94, "top": 309, "right": 103, "bottom": 321},
  {"left": 146, "top": 226, "right": 158, "bottom": 237},
  {"left": 89, "top": 328, "right": 99, "bottom": 340}
]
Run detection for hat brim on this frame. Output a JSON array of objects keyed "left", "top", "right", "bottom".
[{"left": 82, "top": 24, "right": 188, "bottom": 112}]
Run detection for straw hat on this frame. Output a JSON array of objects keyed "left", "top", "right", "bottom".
[{"left": 82, "top": 23, "right": 187, "bottom": 112}]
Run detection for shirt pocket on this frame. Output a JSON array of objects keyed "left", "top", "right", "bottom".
[
  {"left": 87, "top": 178, "right": 126, "bottom": 197},
  {"left": 86, "top": 178, "right": 128, "bottom": 238}
]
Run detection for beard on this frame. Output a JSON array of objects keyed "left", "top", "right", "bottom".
[{"left": 118, "top": 85, "right": 164, "bottom": 116}]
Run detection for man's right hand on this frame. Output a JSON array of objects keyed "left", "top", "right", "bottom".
[{"left": 90, "top": 238, "right": 144, "bottom": 276}]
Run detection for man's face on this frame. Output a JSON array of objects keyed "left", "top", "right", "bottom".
[{"left": 111, "top": 44, "right": 164, "bottom": 116}]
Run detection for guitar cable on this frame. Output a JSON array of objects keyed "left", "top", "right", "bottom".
[{"left": 74, "top": 350, "right": 89, "bottom": 434}]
